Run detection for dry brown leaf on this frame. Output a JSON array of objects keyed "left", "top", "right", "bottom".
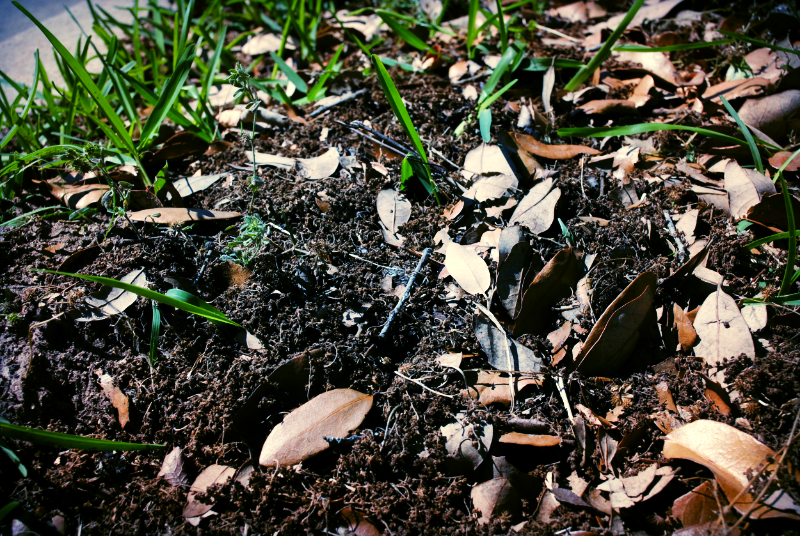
[
  {"left": 340, "top": 508, "right": 381, "bottom": 536},
  {"left": 574, "top": 271, "right": 657, "bottom": 376},
  {"left": 259, "top": 388, "right": 373, "bottom": 466},
  {"left": 508, "top": 178, "right": 561, "bottom": 234},
  {"left": 497, "top": 241, "right": 533, "bottom": 318},
  {"left": 471, "top": 477, "right": 520, "bottom": 524},
  {"left": 593, "top": 0, "right": 684, "bottom": 31},
  {"left": 153, "top": 132, "right": 209, "bottom": 160},
  {"left": 672, "top": 481, "right": 727, "bottom": 527},
  {"left": 745, "top": 48, "right": 785, "bottom": 81},
  {"left": 183, "top": 464, "right": 235, "bottom": 518},
  {"left": 673, "top": 303, "right": 698, "bottom": 350},
  {"left": 96, "top": 370, "right": 129, "bottom": 428},
  {"left": 768, "top": 151, "right": 800, "bottom": 172},
  {"left": 44, "top": 179, "right": 110, "bottom": 210},
  {"left": 738, "top": 90, "right": 800, "bottom": 140},
  {"left": 693, "top": 287, "right": 755, "bottom": 367},
  {"left": 475, "top": 315, "right": 543, "bottom": 373},
  {"left": 444, "top": 243, "right": 491, "bottom": 295},
  {"left": 701, "top": 77, "right": 770, "bottom": 103},
  {"left": 725, "top": 160, "right": 776, "bottom": 219},
  {"left": 376, "top": 189, "right": 411, "bottom": 234},
  {"left": 463, "top": 174, "right": 518, "bottom": 202},
  {"left": 663, "top": 420, "right": 797, "bottom": 519},
  {"left": 128, "top": 208, "right": 242, "bottom": 224},
  {"left": 461, "top": 143, "right": 515, "bottom": 181},
  {"left": 512, "top": 132, "right": 600, "bottom": 159},
  {"left": 499, "top": 432, "right": 560, "bottom": 447},
  {"left": 157, "top": 446, "right": 188, "bottom": 487},
  {"left": 468, "top": 370, "right": 540, "bottom": 406},
  {"left": 513, "top": 247, "right": 581, "bottom": 336},
  {"left": 746, "top": 192, "right": 800, "bottom": 232}
]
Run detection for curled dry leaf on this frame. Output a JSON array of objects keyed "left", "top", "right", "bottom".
[
  {"left": 444, "top": 243, "right": 491, "bottom": 295},
  {"left": 183, "top": 464, "right": 235, "bottom": 518},
  {"left": 511, "top": 132, "right": 600, "bottom": 160},
  {"left": 737, "top": 89, "right": 800, "bottom": 140},
  {"left": 376, "top": 189, "right": 411, "bottom": 234},
  {"left": 663, "top": 419, "right": 798, "bottom": 519},
  {"left": 724, "top": 160, "right": 776, "bottom": 220},
  {"left": 508, "top": 178, "right": 561, "bottom": 235},
  {"left": 259, "top": 388, "right": 373, "bottom": 466},
  {"left": 574, "top": 272, "right": 657, "bottom": 376},
  {"left": 128, "top": 208, "right": 242, "bottom": 224},
  {"left": 471, "top": 477, "right": 520, "bottom": 525},
  {"left": 672, "top": 481, "right": 729, "bottom": 528},
  {"left": 96, "top": 370, "right": 130, "bottom": 428},
  {"left": 693, "top": 287, "right": 755, "bottom": 367},
  {"left": 513, "top": 248, "right": 581, "bottom": 336},
  {"left": 296, "top": 147, "right": 340, "bottom": 180},
  {"left": 157, "top": 447, "right": 188, "bottom": 487},
  {"left": 75, "top": 268, "right": 147, "bottom": 322},
  {"left": 616, "top": 51, "right": 679, "bottom": 86}
]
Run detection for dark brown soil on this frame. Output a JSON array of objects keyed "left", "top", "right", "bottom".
[{"left": 2, "top": 2, "right": 800, "bottom": 535}]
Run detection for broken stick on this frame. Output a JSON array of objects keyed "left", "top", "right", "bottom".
[{"left": 379, "top": 248, "right": 431, "bottom": 338}]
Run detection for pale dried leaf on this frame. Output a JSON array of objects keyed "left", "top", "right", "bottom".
[
  {"left": 96, "top": 370, "right": 130, "bottom": 429},
  {"left": 158, "top": 447, "right": 188, "bottom": 487},
  {"left": 508, "top": 178, "right": 561, "bottom": 234},
  {"left": 259, "top": 389, "right": 373, "bottom": 466},
  {"left": 468, "top": 371, "right": 540, "bottom": 406},
  {"left": 616, "top": 51, "right": 679, "bottom": 85},
  {"left": 172, "top": 173, "right": 230, "bottom": 198},
  {"left": 462, "top": 143, "right": 515, "bottom": 181},
  {"left": 694, "top": 287, "right": 755, "bottom": 366},
  {"left": 741, "top": 303, "right": 767, "bottom": 332},
  {"left": 701, "top": 77, "right": 769, "bottom": 103},
  {"left": 78, "top": 268, "right": 147, "bottom": 321},
  {"left": 444, "top": 243, "right": 491, "bottom": 295},
  {"left": 128, "top": 208, "right": 242, "bottom": 224},
  {"left": 436, "top": 352, "right": 463, "bottom": 369},
  {"left": 242, "top": 33, "right": 293, "bottom": 55},
  {"left": 463, "top": 174, "right": 518, "bottom": 203},
  {"left": 499, "top": 433, "right": 560, "bottom": 447},
  {"left": 376, "top": 189, "right": 411, "bottom": 234},
  {"left": 183, "top": 464, "right": 235, "bottom": 518},
  {"left": 441, "top": 417, "right": 492, "bottom": 472},
  {"left": 296, "top": 147, "right": 340, "bottom": 180}
]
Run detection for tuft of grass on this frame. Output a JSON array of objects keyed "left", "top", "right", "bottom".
[
  {"left": 370, "top": 55, "right": 440, "bottom": 204},
  {"left": 564, "top": 0, "right": 645, "bottom": 92}
]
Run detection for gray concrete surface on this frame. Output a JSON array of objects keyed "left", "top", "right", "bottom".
[{"left": 0, "top": 0, "right": 140, "bottom": 96}]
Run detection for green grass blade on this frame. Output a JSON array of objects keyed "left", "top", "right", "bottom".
[
  {"left": 720, "top": 95, "right": 763, "bottom": 173},
  {"left": 308, "top": 43, "right": 343, "bottom": 101},
  {"left": 479, "top": 107, "right": 492, "bottom": 143},
  {"left": 13, "top": 2, "right": 148, "bottom": 184},
  {"left": 565, "top": 0, "right": 645, "bottom": 92},
  {"left": 614, "top": 39, "right": 733, "bottom": 52},
  {"left": 139, "top": 43, "right": 196, "bottom": 149},
  {"left": 467, "top": 0, "right": 479, "bottom": 57},
  {"left": 0, "top": 436, "right": 27, "bottom": 477},
  {"left": 479, "top": 79, "right": 517, "bottom": 111},
  {"left": 481, "top": 44, "right": 517, "bottom": 101},
  {"left": 114, "top": 68, "right": 195, "bottom": 130},
  {"left": 150, "top": 301, "right": 160, "bottom": 365},
  {"left": 371, "top": 55, "right": 440, "bottom": 203},
  {"left": 0, "top": 421, "right": 165, "bottom": 451},
  {"left": 493, "top": 0, "right": 507, "bottom": 54},
  {"left": 1, "top": 206, "right": 63, "bottom": 227},
  {"left": 558, "top": 123, "right": 782, "bottom": 151},
  {"left": 523, "top": 57, "right": 585, "bottom": 71},
  {"left": 0, "top": 501, "right": 20, "bottom": 523},
  {"left": 202, "top": 24, "right": 228, "bottom": 103},
  {"left": 269, "top": 51, "right": 308, "bottom": 93},
  {"left": 745, "top": 231, "right": 800, "bottom": 249},
  {"left": 376, "top": 10, "right": 431, "bottom": 52},
  {"left": 720, "top": 30, "right": 800, "bottom": 57},
  {"left": 773, "top": 147, "right": 800, "bottom": 295},
  {"left": 0, "top": 51, "right": 39, "bottom": 150},
  {"left": 37, "top": 269, "right": 244, "bottom": 327},
  {"left": 175, "top": 0, "right": 195, "bottom": 70}
]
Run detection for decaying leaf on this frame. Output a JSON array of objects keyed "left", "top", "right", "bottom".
[
  {"left": 725, "top": 160, "right": 776, "bottom": 219},
  {"left": 737, "top": 89, "right": 800, "bottom": 140},
  {"left": 471, "top": 477, "right": 520, "bottom": 524},
  {"left": 74, "top": 268, "right": 147, "bottom": 322},
  {"left": 475, "top": 315, "right": 543, "bottom": 373},
  {"left": 96, "top": 370, "right": 130, "bottom": 428},
  {"left": 693, "top": 287, "right": 755, "bottom": 367},
  {"left": 574, "top": 272, "right": 657, "bottom": 376},
  {"left": 259, "top": 389, "right": 373, "bottom": 466},
  {"left": 296, "top": 147, "right": 340, "bottom": 180},
  {"left": 376, "top": 189, "right": 411, "bottom": 235},
  {"left": 462, "top": 143, "right": 516, "bottom": 181},
  {"left": 42, "top": 176, "right": 110, "bottom": 210},
  {"left": 183, "top": 464, "right": 235, "bottom": 518},
  {"left": 247, "top": 151, "right": 295, "bottom": 169},
  {"left": 616, "top": 51, "right": 680, "bottom": 86},
  {"left": 663, "top": 419, "right": 798, "bottom": 519},
  {"left": 512, "top": 132, "right": 600, "bottom": 160},
  {"left": 513, "top": 247, "right": 582, "bottom": 336},
  {"left": 672, "top": 481, "right": 729, "bottom": 528},
  {"left": 508, "top": 178, "right": 561, "bottom": 235},
  {"left": 441, "top": 416, "right": 493, "bottom": 472},
  {"left": 128, "top": 208, "right": 242, "bottom": 224},
  {"left": 444, "top": 243, "right": 491, "bottom": 295},
  {"left": 158, "top": 446, "right": 188, "bottom": 487}
]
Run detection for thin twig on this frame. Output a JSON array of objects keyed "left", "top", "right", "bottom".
[
  {"left": 379, "top": 248, "right": 431, "bottom": 338},
  {"left": 395, "top": 371, "right": 455, "bottom": 398}
]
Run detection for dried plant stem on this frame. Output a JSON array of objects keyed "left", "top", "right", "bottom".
[
  {"left": 379, "top": 248, "right": 431, "bottom": 338},
  {"left": 394, "top": 371, "right": 454, "bottom": 398}
]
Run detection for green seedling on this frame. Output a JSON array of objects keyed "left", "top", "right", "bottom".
[
  {"left": 720, "top": 95, "right": 763, "bottom": 174},
  {"left": 564, "top": 0, "right": 645, "bottom": 92},
  {"left": 37, "top": 269, "right": 244, "bottom": 328},
  {"left": 558, "top": 123, "right": 782, "bottom": 152},
  {"left": 221, "top": 214, "right": 269, "bottom": 266},
  {"left": 226, "top": 62, "right": 263, "bottom": 211},
  {"left": 371, "top": 55, "right": 440, "bottom": 204},
  {"left": 614, "top": 39, "right": 733, "bottom": 53},
  {"left": 0, "top": 418, "right": 164, "bottom": 451}
]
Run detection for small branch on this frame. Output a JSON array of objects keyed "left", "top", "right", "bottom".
[{"left": 379, "top": 248, "right": 431, "bottom": 338}]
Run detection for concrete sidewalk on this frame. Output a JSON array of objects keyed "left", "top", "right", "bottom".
[{"left": 0, "top": 0, "right": 141, "bottom": 95}]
